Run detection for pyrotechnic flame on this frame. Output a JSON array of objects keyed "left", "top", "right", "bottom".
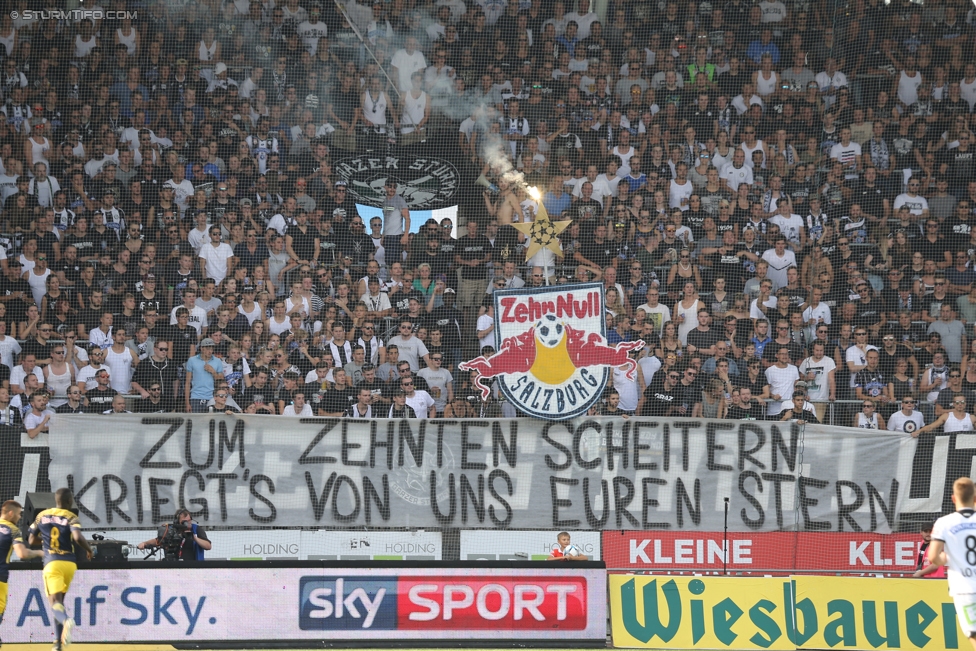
[{"left": 527, "top": 186, "right": 541, "bottom": 201}]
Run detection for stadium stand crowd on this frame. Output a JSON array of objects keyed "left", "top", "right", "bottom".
[{"left": 0, "top": 0, "right": 974, "bottom": 427}]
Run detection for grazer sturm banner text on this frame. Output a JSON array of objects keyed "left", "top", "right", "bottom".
[
  {"left": 3, "top": 565, "right": 606, "bottom": 642},
  {"left": 609, "top": 575, "right": 965, "bottom": 650},
  {"left": 44, "top": 415, "right": 917, "bottom": 532}
]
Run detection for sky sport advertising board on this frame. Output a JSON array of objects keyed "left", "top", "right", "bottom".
[{"left": 2, "top": 566, "right": 606, "bottom": 643}]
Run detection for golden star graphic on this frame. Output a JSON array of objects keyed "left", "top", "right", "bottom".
[{"left": 513, "top": 194, "right": 572, "bottom": 262}]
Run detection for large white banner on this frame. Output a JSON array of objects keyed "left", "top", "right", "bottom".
[
  {"left": 2, "top": 566, "right": 606, "bottom": 642},
  {"left": 46, "top": 416, "right": 917, "bottom": 533}
]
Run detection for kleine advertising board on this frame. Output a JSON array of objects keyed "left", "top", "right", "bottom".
[
  {"left": 602, "top": 531, "right": 920, "bottom": 571},
  {"left": 2, "top": 565, "right": 606, "bottom": 643}
]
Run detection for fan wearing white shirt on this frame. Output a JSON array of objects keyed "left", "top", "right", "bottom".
[
  {"left": 731, "top": 83, "right": 764, "bottom": 115},
  {"left": 765, "top": 346, "right": 800, "bottom": 415},
  {"left": 361, "top": 277, "right": 393, "bottom": 318},
  {"left": 390, "top": 37, "right": 428, "bottom": 93},
  {"left": 887, "top": 396, "right": 925, "bottom": 435},
  {"left": 802, "top": 287, "right": 831, "bottom": 341},
  {"left": 668, "top": 162, "right": 693, "bottom": 211},
  {"left": 760, "top": 238, "right": 797, "bottom": 289},
  {"left": 297, "top": 6, "right": 329, "bottom": 55},
  {"left": 565, "top": 0, "right": 598, "bottom": 39},
  {"left": 10, "top": 354, "right": 44, "bottom": 395},
  {"left": 829, "top": 127, "right": 863, "bottom": 179},
  {"left": 238, "top": 68, "right": 263, "bottom": 99},
  {"left": 198, "top": 226, "right": 236, "bottom": 285},
  {"left": 595, "top": 162, "right": 622, "bottom": 199},
  {"left": 186, "top": 211, "right": 211, "bottom": 252},
  {"left": 815, "top": 58, "right": 849, "bottom": 110},
  {"left": 759, "top": 0, "right": 788, "bottom": 24},
  {"left": 169, "top": 290, "right": 208, "bottom": 336},
  {"left": 282, "top": 390, "right": 314, "bottom": 416},
  {"left": 27, "top": 163, "right": 60, "bottom": 207},
  {"left": 769, "top": 201, "right": 806, "bottom": 248},
  {"left": 720, "top": 149, "right": 754, "bottom": 192}
]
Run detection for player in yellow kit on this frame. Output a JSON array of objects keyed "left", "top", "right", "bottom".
[
  {"left": 1, "top": 500, "right": 43, "bottom": 647},
  {"left": 27, "top": 489, "right": 92, "bottom": 651}
]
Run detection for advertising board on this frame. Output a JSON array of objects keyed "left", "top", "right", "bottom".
[
  {"left": 602, "top": 531, "right": 920, "bottom": 572},
  {"left": 460, "top": 530, "right": 601, "bottom": 560},
  {"left": 3, "top": 565, "right": 606, "bottom": 642},
  {"left": 609, "top": 575, "right": 963, "bottom": 650},
  {"left": 102, "top": 529, "right": 443, "bottom": 561}
]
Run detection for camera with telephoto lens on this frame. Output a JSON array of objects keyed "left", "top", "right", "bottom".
[{"left": 157, "top": 511, "right": 194, "bottom": 560}]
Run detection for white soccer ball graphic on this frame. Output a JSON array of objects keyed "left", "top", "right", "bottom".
[
  {"left": 563, "top": 544, "right": 581, "bottom": 557},
  {"left": 534, "top": 314, "right": 565, "bottom": 348}
]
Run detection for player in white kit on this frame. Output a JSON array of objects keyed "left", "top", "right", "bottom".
[{"left": 927, "top": 477, "right": 976, "bottom": 649}]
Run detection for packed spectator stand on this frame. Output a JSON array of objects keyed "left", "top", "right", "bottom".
[{"left": 0, "top": 0, "right": 973, "bottom": 430}]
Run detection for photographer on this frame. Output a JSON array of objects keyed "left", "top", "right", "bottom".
[{"left": 136, "top": 509, "right": 211, "bottom": 561}]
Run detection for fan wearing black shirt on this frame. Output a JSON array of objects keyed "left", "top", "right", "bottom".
[
  {"left": 574, "top": 184, "right": 603, "bottom": 226},
  {"left": 574, "top": 222, "right": 617, "bottom": 275},
  {"left": 132, "top": 340, "right": 179, "bottom": 408},
  {"left": 686, "top": 309, "right": 721, "bottom": 356},
  {"left": 415, "top": 236, "right": 452, "bottom": 279},
  {"left": 637, "top": 367, "right": 680, "bottom": 417},
  {"left": 317, "top": 368, "right": 357, "bottom": 416},
  {"left": 77, "top": 289, "right": 109, "bottom": 336},
  {"left": 851, "top": 167, "right": 889, "bottom": 227},
  {"left": 727, "top": 388, "right": 768, "bottom": 420},
  {"left": 454, "top": 220, "right": 492, "bottom": 311},
  {"left": 706, "top": 230, "right": 746, "bottom": 292},
  {"left": 162, "top": 307, "right": 198, "bottom": 367},
  {"left": 319, "top": 182, "right": 360, "bottom": 233},
  {"left": 85, "top": 368, "right": 119, "bottom": 413},
  {"left": 338, "top": 217, "right": 376, "bottom": 274},
  {"left": 240, "top": 369, "right": 275, "bottom": 413},
  {"left": 55, "top": 386, "right": 87, "bottom": 414},
  {"left": 0, "top": 260, "right": 30, "bottom": 325}
]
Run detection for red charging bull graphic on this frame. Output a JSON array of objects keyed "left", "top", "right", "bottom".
[{"left": 459, "top": 283, "right": 644, "bottom": 420}]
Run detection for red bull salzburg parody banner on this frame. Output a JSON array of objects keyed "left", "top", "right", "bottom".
[
  {"left": 460, "top": 283, "right": 643, "bottom": 420},
  {"left": 46, "top": 416, "right": 916, "bottom": 532}
]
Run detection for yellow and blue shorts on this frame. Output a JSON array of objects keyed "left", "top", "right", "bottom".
[
  {"left": 42, "top": 561, "right": 76, "bottom": 597},
  {"left": 0, "top": 580, "right": 8, "bottom": 614}
]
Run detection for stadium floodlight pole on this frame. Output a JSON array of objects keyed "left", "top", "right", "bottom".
[{"left": 723, "top": 496, "right": 730, "bottom": 575}]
